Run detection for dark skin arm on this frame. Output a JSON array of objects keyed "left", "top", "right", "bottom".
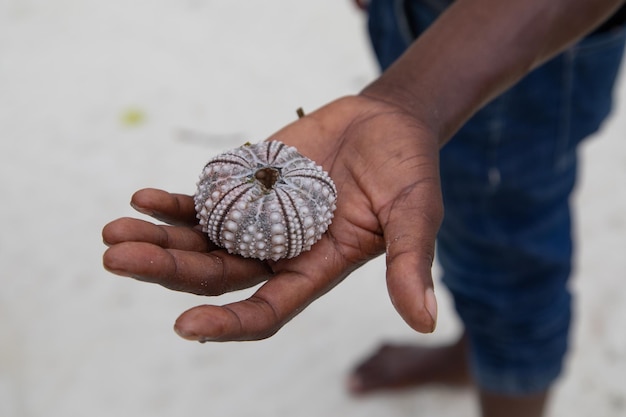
[
  {"left": 363, "top": 0, "right": 625, "bottom": 144},
  {"left": 103, "top": 0, "right": 624, "bottom": 342}
]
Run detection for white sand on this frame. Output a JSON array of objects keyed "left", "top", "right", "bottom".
[{"left": 1, "top": 1, "right": 625, "bottom": 416}]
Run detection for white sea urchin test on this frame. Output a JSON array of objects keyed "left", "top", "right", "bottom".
[{"left": 194, "top": 141, "right": 337, "bottom": 261}]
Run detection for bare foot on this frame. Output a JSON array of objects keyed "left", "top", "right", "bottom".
[{"left": 347, "top": 334, "right": 471, "bottom": 394}]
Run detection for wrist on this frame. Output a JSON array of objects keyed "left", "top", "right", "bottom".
[{"left": 359, "top": 77, "right": 445, "bottom": 148}]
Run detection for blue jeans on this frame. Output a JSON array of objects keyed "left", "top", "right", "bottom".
[{"left": 367, "top": 0, "right": 626, "bottom": 395}]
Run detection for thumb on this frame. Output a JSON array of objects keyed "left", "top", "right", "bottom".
[{"left": 382, "top": 188, "right": 442, "bottom": 333}]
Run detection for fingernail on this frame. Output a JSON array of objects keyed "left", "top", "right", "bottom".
[
  {"left": 174, "top": 324, "right": 199, "bottom": 341},
  {"left": 130, "top": 201, "right": 154, "bottom": 216},
  {"left": 346, "top": 375, "right": 364, "bottom": 394},
  {"left": 425, "top": 287, "right": 438, "bottom": 331}
]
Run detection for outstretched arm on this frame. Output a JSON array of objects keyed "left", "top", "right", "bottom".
[{"left": 103, "top": 0, "right": 624, "bottom": 342}]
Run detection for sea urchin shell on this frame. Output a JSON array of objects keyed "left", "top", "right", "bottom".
[{"left": 194, "top": 141, "right": 337, "bottom": 261}]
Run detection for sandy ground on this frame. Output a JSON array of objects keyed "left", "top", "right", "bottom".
[{"left": 1, "top": 1, "right": 625, "bottom": 416}]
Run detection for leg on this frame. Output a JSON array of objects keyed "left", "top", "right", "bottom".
[
  {"left": 359, "top": 2, "right": 626, "bottom": 416},
  {"left": 433, "top": 60, "right": 577, "bottom": 416},
  {"left": 349, "top": 333, "right": 551, "bottom": 417},
  {"left": 435, "top": 26, "right": 625, "bottom": 416},
  {"left": 480, "top": 390, "right": 548, "bottom": 417}
]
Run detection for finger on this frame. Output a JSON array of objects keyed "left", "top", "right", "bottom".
[
  {"left": 173, "top": 239, "right": 343, "bottom": 341},
  {"left": 102, "top": 242, "right": 272, "bottom": 295},
  {"left": 174, "top": 274, "right": 311, "bottom": 341},
  {"left": 130, "top": 188, "right": 198, "bottom": 226},
  {"left": 102, "top": 217, "right": 215, "bottom": 252},
  {"left": 381, "top": 181, "right": 443, "bottom": 334}
]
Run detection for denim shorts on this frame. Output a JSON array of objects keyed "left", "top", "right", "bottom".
[{"left": 367, "top": 0, "right": 626, "bottom": 395}]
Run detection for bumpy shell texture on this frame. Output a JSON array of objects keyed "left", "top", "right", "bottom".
[{"left": 194, "top": 141, "right": 337, "bottom": 261}]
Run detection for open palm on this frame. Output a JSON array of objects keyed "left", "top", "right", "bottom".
[{"left": 102, "top": 95, "right": 442, "bottom": 342}]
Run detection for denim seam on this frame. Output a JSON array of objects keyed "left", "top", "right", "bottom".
[
  {"left": 555, "top": 50, "right": 575, "bottom": 172},
  {"left": 395, "top": 0, "right": 416, "bottom": 45},
  {"left": 486, "top": 97, "right": 506, "bottom": 192}
]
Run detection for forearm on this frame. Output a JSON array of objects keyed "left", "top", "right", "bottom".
[{"left": 361, "top": 0, "right": 625, "bottom": 145}]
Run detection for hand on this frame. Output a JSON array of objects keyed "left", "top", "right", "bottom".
[{"left": 102, "top": 95, "right": 443, "bottom": 342}]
